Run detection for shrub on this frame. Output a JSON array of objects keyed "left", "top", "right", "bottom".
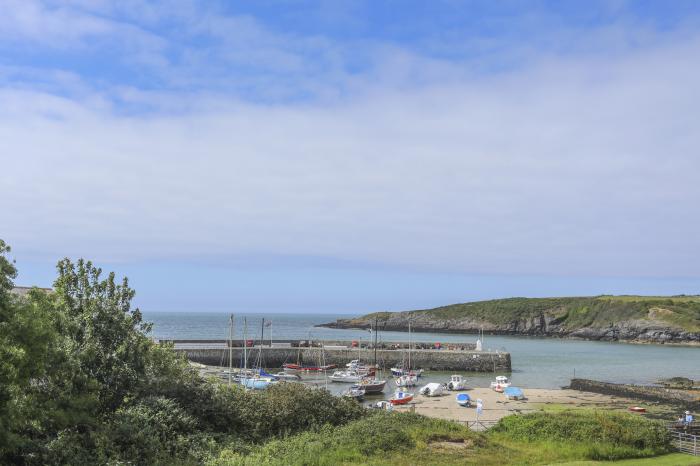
[{"left": 492, "top": 410, "right": 671, "bottom": 459}]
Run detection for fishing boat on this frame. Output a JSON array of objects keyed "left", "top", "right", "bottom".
[
  {"left": 456, "top": 393, "right": 471, "bottom": 407},
  {"left": 447, "top": 374, "right": 468, "bottom": 391},
  {"left": 343, "top": 386, "right": 366, "bottom": 401},
  {"left": 390, "top": 391, "right": 414, "bottom": 405},
  {"left": 503, "top": 386, "right": 524, "bottom": 400},
  {"left": 395, "top": 374, "right": 418, "bottom": 387},
  {"left": 419, "top": 383, "right": 445, "bottom": 397},
  {"left": 490, "top": 376, "right": 511, "bottom": 392},
  {"left": 357, "top": 378, "right": 386, "bottom": 394},
  {"left": 329, "top": 370, "right": 363, "bottom": 383}
]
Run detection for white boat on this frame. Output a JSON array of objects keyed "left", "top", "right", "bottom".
[
  {"left": 419, "top": 383, "right": 445, "bottom": 397},
  {"left": 329, "top": 370, "right": 362, "bottom": 383},
  {"left": 447, "top": 374, "right": 468, "bottom": 391},
  {"left": 274, "top": 372, "right": 301, "bottom": 381},
  {"left": 343, "top": 386, "right": 366, "bottom": 401},
  {"left": 395, "top": 374, "right": 418, "bottom": 387},
  {"left": 346, "top": 359, "right": 361, "bottom": 368},
  {"left": 490, "top": 376, "right": 511, "bottom": 392}
]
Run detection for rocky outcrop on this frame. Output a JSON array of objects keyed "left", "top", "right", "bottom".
[{"left": 319, "top": 311, "right": 700, "bottom": 345}]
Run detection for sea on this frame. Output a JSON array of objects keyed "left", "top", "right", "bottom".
[{"left": 144, "top": 311, "right": 700, "bottom": 390}]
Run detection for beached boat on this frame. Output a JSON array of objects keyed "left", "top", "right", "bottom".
[
  {"left": 419, "top": 383, "right": 445, "bottom": 397},
  {"left": 395, "top": 374, "right": 418, "bottom": 387},
  {"left": 490, "top": 375, "right": 511, "bottom": 392},
  {"left": 629, "top": 406, "right": 646, "bottom": 413},
  {"left": 329, "top": 370, "right": 363, "bottom": 383},
  {"left": 447, "top": 374, "right": 468, "bottom": 391},
  {"left": 373, "top": 400, "right": 392, "bottom": 410},
  {"left": 390, "top": 391, "right": 414, "bottom": 405},
  {"left": 240, "top": 376, "right": 276, "bottom": 390},
  {"left": 343, "top": 386, "right": 366, "bottom": 401},
  {"left": 456, "top": 393, "right": 471, "bottom": 407},
  {"left": 503, "top": 386, "right": 524, "bottom": 400}
]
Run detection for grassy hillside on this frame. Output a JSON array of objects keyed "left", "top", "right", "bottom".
[{"left": 359, "top": 295, "right": 700, "bottom": 333}]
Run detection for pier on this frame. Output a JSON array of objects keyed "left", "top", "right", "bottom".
[{"left": 167, "top": 339, "right": 512, "bottom": 372}]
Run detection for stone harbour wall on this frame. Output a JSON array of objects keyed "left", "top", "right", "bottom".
[
  {"left": 176, "top": 347, "right": 511, "bottom": 372},
  {"left": 569, "top": 378, "right": 700, "bottom": 410}
]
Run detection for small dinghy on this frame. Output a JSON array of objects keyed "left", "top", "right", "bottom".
[
  {"left": 629, "top": 406, "right": 646, "bottom": 413},
  {"left": 456, "top": 393, "right": 471, "bottom": 407},
  {"left": 274, "top": 372, "right": 301, "bottom": 381},
  {"left": 419, "top": 383, "right": 445, "bottom": 397},
  {"left": 390, "top": 391, "right": 414, "bottom": 405}
]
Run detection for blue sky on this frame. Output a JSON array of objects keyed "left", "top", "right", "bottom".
[{"left": 2, "top": 1, "right": 699, "bottom": 313}]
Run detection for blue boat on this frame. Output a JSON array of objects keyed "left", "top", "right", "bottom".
[
  {"left": 456, "top": 393, "right": 471, "bottom": 407},
  {"left": 503, "top": 386, "right": 524, "bottom": 400},
  {"left": 241, "top": 377, "right": 275, "bottom": 390}
]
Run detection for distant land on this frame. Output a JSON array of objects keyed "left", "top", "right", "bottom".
[{"left": 317, "top": 296, "right": 700, "bottom": 345}]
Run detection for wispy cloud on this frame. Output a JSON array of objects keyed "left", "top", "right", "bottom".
[{"left": 1, "top": 1, "right": 699, "bottom": 285}]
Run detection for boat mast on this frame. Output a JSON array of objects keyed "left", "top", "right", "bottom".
[
  {"left": 408, "top": 320, "right": 411, "bottom": 371},
  {"left": 243, "top": 317, "right": 248, "bottom": 372},
  {"left": 228, "top": 313, "right": 234, "bottom": 385},
  {"left": 373, "top": 317, "right": 378, "bottom": 368}
]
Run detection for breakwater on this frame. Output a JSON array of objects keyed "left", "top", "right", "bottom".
[
  {"left": 170, "top": 340, "right": 510, "bottom": 372},
  {"left": 569, "top": 378, "right": 700, "bottom": 410}
]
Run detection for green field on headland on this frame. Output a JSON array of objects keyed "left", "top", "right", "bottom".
[{"left": 321, "top": 296, "right": 700, "bottom": 344}]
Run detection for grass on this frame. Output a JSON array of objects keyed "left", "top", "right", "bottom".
[
  {"left": 206, "top": 410, "right": 684, "bottom": 466},
  {"left": 554, "top": 453, "right": 700, "bottom": 465}
]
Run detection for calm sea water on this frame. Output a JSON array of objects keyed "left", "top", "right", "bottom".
[{"left": 143, "top": 311, "right": 700, "bottom": 389}]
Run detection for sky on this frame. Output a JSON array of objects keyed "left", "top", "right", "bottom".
[{"left": 1, "top": 0, "right": 699, "bottom": 313}]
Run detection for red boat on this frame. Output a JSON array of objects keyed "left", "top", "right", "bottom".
[
  {"left": 389, "top": 392, "right": 414, "bottom": 405},
  {"left": 629, "top": 406, "right": 646, "bottom": 413},
  {"left": 282, "top": 363, "right": 337, "bottom": 372}
]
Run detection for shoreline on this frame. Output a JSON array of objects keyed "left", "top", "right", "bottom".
[{"left": 315, "top": 322, "right": 700, "bottom": 347}]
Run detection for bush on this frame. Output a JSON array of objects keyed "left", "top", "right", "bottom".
[{"left": 492, "top": 410, "right": 671, "bottom": 459}]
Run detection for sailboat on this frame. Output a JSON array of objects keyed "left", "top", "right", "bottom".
[
  {"left": 240, "top": 318, "right": 277, "bottom": 390},
  {"left": 394, "top": 320, "right": 420, "bottom": 387},
  {"left": 357, "top": 317, "right": 386, "bottom": 394}
]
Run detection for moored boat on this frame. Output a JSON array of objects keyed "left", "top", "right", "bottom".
[
  {"left": 328, "top": 370, "right": 363, "bottom": 383},
  {"left": 357, "top": 378, "right": 386, "bottom": 394},
  {"left": 395, "top": 374, "right": 418, "bottom": 387},
  {"left": 343, "top": 386, "right": 366, "bottom": 401},
  {"left": 283, "top": 363, "right": 337, "bottom": 373}
]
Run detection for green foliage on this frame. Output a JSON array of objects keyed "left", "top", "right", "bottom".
[{"left": 491, "top": 410, "right": 671, "bottom": 460}]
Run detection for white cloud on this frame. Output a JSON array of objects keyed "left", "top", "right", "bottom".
[
  {"left": 2, "top": 27, "right": 700, "bottom": 279},
  {"left": 1, "top": 2, "right": 699, "bottom": 281}
]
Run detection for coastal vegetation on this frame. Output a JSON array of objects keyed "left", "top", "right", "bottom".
[
  {"left": 0, "top": 240, "right": 691, "bottom": 465},
  {"left": 321, "top": 296, "right": 700, "bottom": 343}
]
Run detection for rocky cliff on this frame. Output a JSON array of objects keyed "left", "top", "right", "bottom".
[{"left": 318, "top": 296, "right": 700, "bottom": 345}]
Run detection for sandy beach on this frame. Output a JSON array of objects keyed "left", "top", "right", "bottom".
[{"left": 392, "top": 387, "right": 644, "bottom": 423}]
